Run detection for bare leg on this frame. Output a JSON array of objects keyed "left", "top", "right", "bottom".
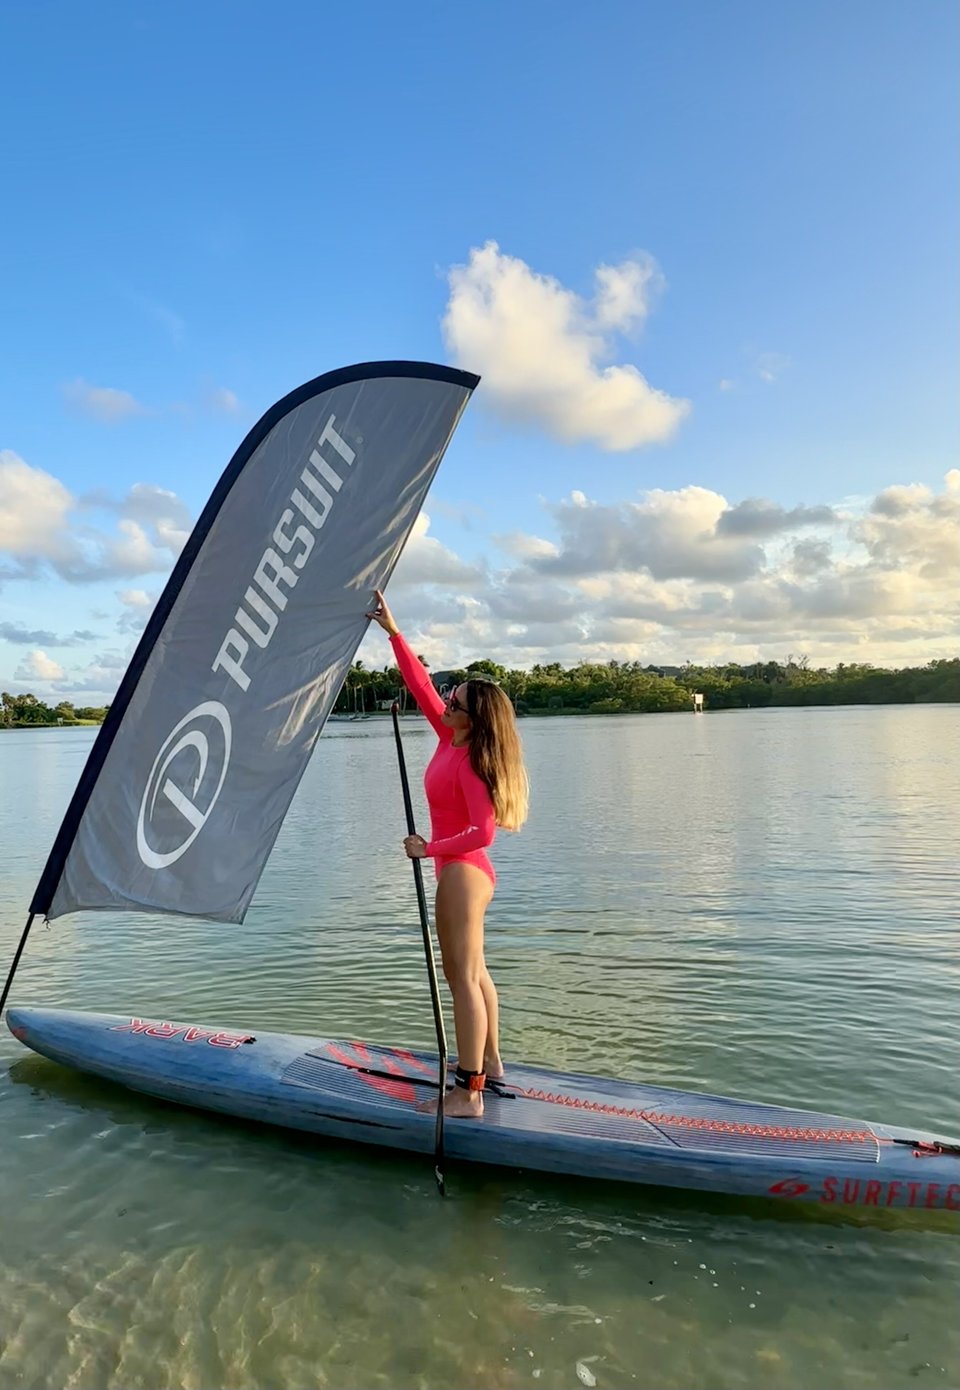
[
  {"left": 479, "top": 962, "right": 503, "bottom": 1078},
  {"left": 423, "top": 862, "right": 494, "bottom": 1118}
]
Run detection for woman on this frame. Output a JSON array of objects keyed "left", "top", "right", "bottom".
[{"left": 366, "top": 589, "right": 529, "bottom": 1118}]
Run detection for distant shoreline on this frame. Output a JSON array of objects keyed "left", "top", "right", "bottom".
[
  {"left": 4, "top": 658, "right": 957, "bottom": 727},
  {"left": 0, "top": 719, "right": 104, "bottom": 730},
  {"left": 5, "top": 699, "right": 958, "bottom": 734}
]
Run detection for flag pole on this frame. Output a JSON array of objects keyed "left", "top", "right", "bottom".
[
  {"left": 1, "top": 914, "right": 36, "bottom": 1019},
  {"left": 391, "top": 703, "right": 448, "bottom": 1195}
]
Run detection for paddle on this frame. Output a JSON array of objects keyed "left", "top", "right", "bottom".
[{"left": 391, "top": 702, "right": 448, "bottom": 1195}]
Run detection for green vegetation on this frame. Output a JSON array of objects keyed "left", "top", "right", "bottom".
[
  {"left": 0, "top": 693, "right": 110, "bottom": 728},
  {"left": 668, "top": 656, "right": 960, "bottom": 711},
  {"left": 4, "top": 656, "right": 956, "bottom": 730},
  {"left": 336, "top": 655, "right": 960, "bottom": 715}
]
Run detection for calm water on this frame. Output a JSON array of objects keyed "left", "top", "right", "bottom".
[{"left": 1, "top": 706, "right": 959, "bottom": 1390}]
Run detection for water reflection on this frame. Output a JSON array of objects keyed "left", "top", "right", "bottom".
[{"left": 1, "top": 707, "right": 959, "bottom": 1389}]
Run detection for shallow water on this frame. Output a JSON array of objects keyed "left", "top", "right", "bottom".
[{"left": 1, "top": 705, "right": 958, "bottom": 1389}]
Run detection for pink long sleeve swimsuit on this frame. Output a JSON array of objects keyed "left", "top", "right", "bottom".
[{"left": 390, "top": 632, "right": 497, "bottom": 887}]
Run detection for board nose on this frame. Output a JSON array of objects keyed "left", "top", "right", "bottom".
[{"left": 5, "top": 1006, "right": 32, "bottom": 1042}]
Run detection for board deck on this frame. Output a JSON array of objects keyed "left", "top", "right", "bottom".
[
  {"left": 7, "top": 1007, "right": 959, "bottom": 1215},
  {"left": 289, "top": 1040, "right": 882, "bottom": 1162}
]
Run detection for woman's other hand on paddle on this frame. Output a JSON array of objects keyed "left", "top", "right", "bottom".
[
  {"left": 403, "top": 835, "right": 428, "bottom": 859},
  {"left": 366, "top": 589, "right": 399, "bottom": 636}
]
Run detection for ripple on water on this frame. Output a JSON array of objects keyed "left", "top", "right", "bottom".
[{"left": 1, "top": 709, "right": 959, "bottom": 1388}]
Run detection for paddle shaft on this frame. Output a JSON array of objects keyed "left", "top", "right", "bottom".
[{"left": 391, "top": 703, "right": 448, "bottom": 1195}]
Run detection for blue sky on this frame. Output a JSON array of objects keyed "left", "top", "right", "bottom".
[{"left": 1, "top": 0, "right": 957, "bottom": 697}]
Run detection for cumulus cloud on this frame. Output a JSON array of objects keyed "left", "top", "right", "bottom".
[
  {"left": 389, "top": 512, "right": 486, "bottom": 589},
  {"left": 442, "top": 241, "right": 689, "bottom": 451},
  {"left": 83, "top": 482, "right": 193, "bottom": 554},
  {"left": 856, "top": 471, "right": 960, "bottom": 578},
  {"left": 493, "top": 532, "right": 560, "bottom": 562},
  {"left": 5, "top": 445, "right": 956, "bottom": 690},
  {"left": 0, "top": 452, "right": 191, "bottom": 584},
  {"left": 534, "top": 486, "right": 765, "bottom": 582},
  {"left": 0, "top": 451, "right": 75, "bottom": 562},
  {"left": 116, "top": 588, "right": 158, "bottom": 633},
  {"left": 486, "top": 577, "right": 582, "bottom": 626},
  {"left": 39, "top": 649, "right": 131, "bottom": 700},
  {"left": 0, "top": 621, "right": 98, "bottom": 645},
  {"left": 63, "top": 379, "right": 149, "bottom": 423},
  {"left": 359, "top": 471, "right": 959, "bottom": 670},
  {"left": 103, "top": 521, "right": 170, "bottom": 574},
  {"left": 117, "top": 588, "right": 155, "bottom": 607},
  {"left": 717, "top": 498, "right": 838, "bottom": 538},
  {"left": 791, "top": 538, "right": 833, "bottom": 576},
  {"left": 592, "top": 257, "right": 661, "bottom": 331},
  {"left": 15, "top": 649, "right": 66, "bottom": 682}
]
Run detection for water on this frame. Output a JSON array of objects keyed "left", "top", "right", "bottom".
[{"left": 1, "top": 706, "right": 958, "bottom": 1389}]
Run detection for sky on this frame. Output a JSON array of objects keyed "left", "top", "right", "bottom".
[{"left": 1, "top": 0, "right": 957, "bottom": 701}]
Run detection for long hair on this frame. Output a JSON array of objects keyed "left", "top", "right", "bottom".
[{"left": 465, "top": 679, "right": 529, "bottom": 831}]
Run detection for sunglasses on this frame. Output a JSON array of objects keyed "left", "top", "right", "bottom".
[{"left": 446, "top": 691, "right": 467, "bottom": 713}]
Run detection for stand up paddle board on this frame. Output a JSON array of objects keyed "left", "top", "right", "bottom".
[{"left": 7, "top": 1006, "right": 959, "bottom": 1214}]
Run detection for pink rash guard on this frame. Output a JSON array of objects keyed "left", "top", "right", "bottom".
[{"left": 390, "top": 632, "right": 497, "bottom": 886}]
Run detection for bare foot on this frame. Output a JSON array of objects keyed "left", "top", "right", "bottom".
[
  {"left": 416, "top": 1088, "right": 484, "bottom": 1119},
  {"left": 484, "top": 1054, "right": 505, "bottom": 1082}
]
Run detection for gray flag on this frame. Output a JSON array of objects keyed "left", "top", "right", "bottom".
[{"left": 34, "top": 363, "right": 478, "bottom": 923}]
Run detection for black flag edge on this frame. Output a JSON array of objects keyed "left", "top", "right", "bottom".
[{"left": 30, "top": 360, "right": 480, "bottom": 916}]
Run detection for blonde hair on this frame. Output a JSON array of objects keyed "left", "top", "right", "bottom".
[{"left": 465, "top": 679, "right": 529, "bottom": 831}]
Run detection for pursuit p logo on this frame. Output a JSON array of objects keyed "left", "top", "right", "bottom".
[
  {"left": 136, "top": 701, "right": 232, "bottom": 868},
  {"left": 767, "top": 1177, "right": 811, "bottom": 1200}
]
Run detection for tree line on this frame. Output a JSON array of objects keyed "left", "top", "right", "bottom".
[
  {"left": 3, "top": 656, "right": 957, "bottom": 728},
  {"left": 336, "top": 654, "right": 960, "bottom": 715},
  {"left": 0, "top": 693, "right": 110, "bottom": 727}
]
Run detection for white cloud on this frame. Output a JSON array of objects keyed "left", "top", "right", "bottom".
[
  {"left": 487, "top": 576, "right": 582, "bottom": 626},
  {"left": 117, "top": 482, "right": 191, "bottom": 531},
  {"left": 493, "top": 532, "right": 559, "bottom": 561},
  {"left": 5, "top": 443, "right": 957, "bottom": 689},
  {"left": 116, "top": 588, "right": 158, "bottom": 633},
  {"left": 85, "top": 483, "right": 192, "bottom": 555},
  {"left": 63, "top": 379, "right": 148, "bottom": 423},
  {"left": 0, "top": 452, "right": 75, "bottom": 562},
  {"left": 535, "top": 486, "right": 766, "bottom": 582},
  {"left": 0, "top": 621, "right": 98, "bottom": 646},
  {"left": 442, "top": 241, "right": 689, "bottom": 451},
  {"left": 592, "top": 257, "right": 661, "bottom": 331},
  {"left": 855, "top": 475, "right": 960, "bottom": 578},
  {"left": 0, "top": 453, "right": 191, "bottom": 584},
  {"left": 717, "top": 498, "right": 838, "bottom": 538},
  {"left": 46, "top": 649, "right": 130, "bottom": 699},
  {"left": 103, "top": 520, "right": 170, "bottom": 575},
  {"left": 117, "top": 588, "right": 155, "bottom": 608},
  {"left": 360, "top": 471, "right": 959, "bottom": 669},
  {"left": 791, "top": 538, "right": 833, "bottom": 576},
  {"left": 389, "top": 512, "right": 486, "bottom": 588},
  {"left": 15, "top": 649, "right": 66, "bottom": 682}
]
